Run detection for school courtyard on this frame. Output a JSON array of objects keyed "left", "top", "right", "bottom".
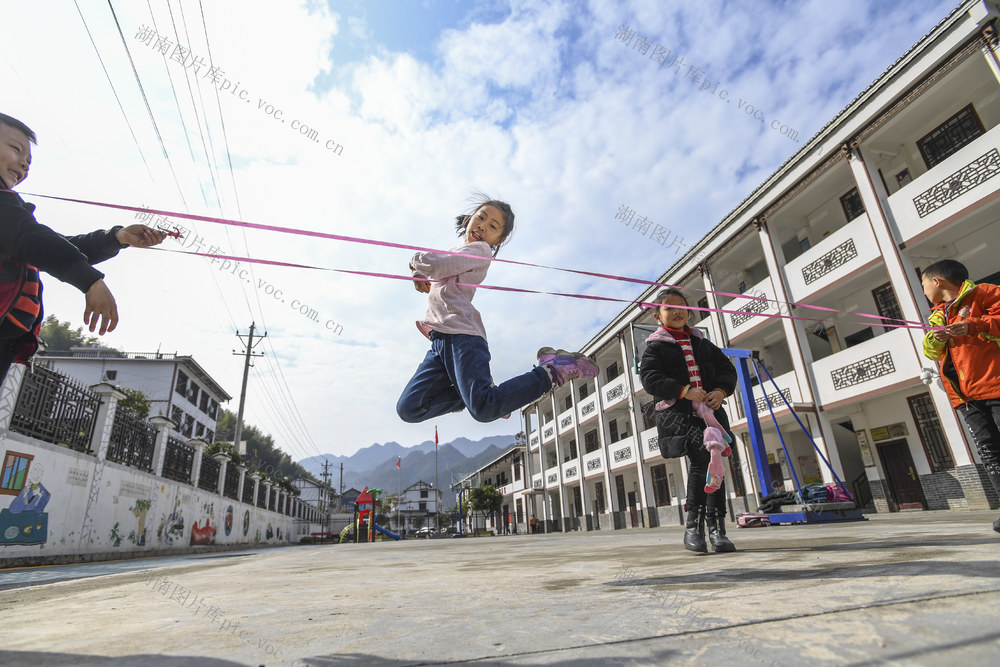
[{"left": 1, "top": 510, "right": 998, "bottom": 666}]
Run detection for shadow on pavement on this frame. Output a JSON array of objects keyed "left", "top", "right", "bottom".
[
  {"left": 301, "top": 648, "right": 680, "bottom": 665},
  {"left": 608, "top": 559, "right": 1000, "bottom": 586},
  {"left": 0, "top": 651, "right": 244, "bottom": 666}
]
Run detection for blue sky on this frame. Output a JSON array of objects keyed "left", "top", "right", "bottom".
[{"left": 1, "top": 0, "right": 958, "bottom": 459}]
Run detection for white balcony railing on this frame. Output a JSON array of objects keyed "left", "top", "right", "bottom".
[
  {"left": 602, "top": 375, "right": 628, "bottom": 410},
  {"left": 558, "top": 406, "right": 575, "bottom": 435},
  {"left": 531, "top": 473, "right": 543, "bottom": 491},
  {"left": 723, "top": 277, "right": 778, "bottom": 340},
  {"left": 639, "top": 426, "right": 659, "bottom": 460},
  {"left": 577, "top": 394, "right": 599, "bottom": 423},
  {"left": 784, "top": 214, "right": 880, "bottom": 302},
  {"left": 734, "top": 370, "right": 802, "bottom": 422},
  {"left": 529, "top": 430, "right": 540, "bottom": 451},
  {"left": 542, "top": 421, "right": 555, "bottom": 443},
  {"left": 608, "top": 436, "right": 636, "bottom": 470},
  {"left": 811, "top": 328, "right": 921, "bottom": 406},
  {"left": 582, "top": 450, "right": 604, "bottom": 477},
  {"left": 544, "top": 466, "right": 560, "bottom": 488},
  {"left": 889, "top": 123, "right": 1000, "bottom": 244},
  {"left": 561, "top": 459, "right": 579, "bottom": 481}
]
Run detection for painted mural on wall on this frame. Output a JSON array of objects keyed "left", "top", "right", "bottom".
[
  {"left": 190, "top": 518, "right": 216, "bottom": 545},
  {"left": 157, "top": 497, "right": 185, "bottom": 545},
  {"left": 0, "top": 435, "right": 297, "bottom": 563},
  {"left": 1, "top": 455, "right": 50, "bottom": 547},
  {"left": 190, "top": 500, "right": 217, "bottom": 545},
  {"left": 129, "top": 499, "right": 152, "bottom": 546}
]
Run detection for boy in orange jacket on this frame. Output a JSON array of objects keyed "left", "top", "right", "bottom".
[{"left": 921, "top": 259, "right": 1000, "bottom": 533}]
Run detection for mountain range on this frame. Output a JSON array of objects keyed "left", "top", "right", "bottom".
[{"left": 300, "top": 434, "right": 517, "bottom": 501}]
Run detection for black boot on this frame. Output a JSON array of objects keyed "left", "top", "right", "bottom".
[
  {"left": 706, "top": 510, "right": 736, "bottom": 552},
  {"left": 683, "top": 506, "right": 707, "bottom": 553}
]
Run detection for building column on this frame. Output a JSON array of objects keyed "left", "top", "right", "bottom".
[
  {"left": 593, "top": 352, "right": 617, "bottom": 530},
  {"left": 214, "top": 455, "right": 229, "bottom": 497},
  {"left": 78, "top": 383, "right": 126, "bottom": 548},
  {"left": 263, "top": 481, "right": 273, "bottom": 511},
  {"left": 620, "top": 332, "right": 652, "bottom": 527},
  {"left": 547, "top": 391, "right": 568, "bottom": 533},
  {"left": 78, "top": 380, "right": 125, "bottom": 545},
  {"left": 701, "top": 266, "right": 758, "bottom": 506},
  {"left": 149, "top": 416, "right": 175, "bottom": 477},
  {"left": 189, "top": 438, "right": 208, "bottom": 487},
  {"left": 250, "top": 473, "right": 261, "bottom": 506},
  {"left": 0, "top": 363, "right": 27, "bottom": 431},
  {"left": 89, "top": 383, "right": 126, "bottom": 460},
  {"left": 848, "top": 145, "right": 973, "bottom": 467},
  {"left": 755, "top": 217, "right": 845, "bottom": 486},
  {"left": 567, "top": 388, "right": 594, "bottom": 531},
  {"left": 236, "top": 465, "right": 247, "bottom": 503}
]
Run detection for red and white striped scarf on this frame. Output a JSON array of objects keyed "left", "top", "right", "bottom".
[{"left": 666, "top": 326, "right": 702, "bottom": 389}]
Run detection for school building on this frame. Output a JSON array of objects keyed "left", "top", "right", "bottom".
[
  {"left": 513, "top": 0, "right": 1000, "bottom": 533},
  {"left": 39, "top": 347, "right": 230, "bottom": 445}
]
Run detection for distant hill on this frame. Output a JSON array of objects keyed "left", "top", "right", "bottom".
[{"left": 300, "top": 434, "right": 517, "bottom": 501}]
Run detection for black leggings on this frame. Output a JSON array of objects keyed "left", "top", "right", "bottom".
[
  {"left": 686, "top": 443, "right": 727, "bottom": 517},
  {"left": 958, "top": 398, "right": 1000, "bottom": 494}
]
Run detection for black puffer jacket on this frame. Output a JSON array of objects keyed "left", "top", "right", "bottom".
[{"left": 639, "top": 326, "right": 738, "bottom": 458}]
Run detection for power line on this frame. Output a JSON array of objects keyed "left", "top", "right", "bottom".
[
  {"left": 106, "top": 0, "right": 189, "bottom": 212},
  {"left": 74, "top": 0, "right": 154, "bottom": 180}
]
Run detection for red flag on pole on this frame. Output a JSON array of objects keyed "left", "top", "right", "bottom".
[
  {"left": 396, "top": 457, "right": 401, "bottom": 469},
  {"left": 435, "top": 426, "right": 439, "bottom": 447}
]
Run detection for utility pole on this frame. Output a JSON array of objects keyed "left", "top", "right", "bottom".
[
  {"left": 232, "top": 323, "right": 266, "bottom": 467},
  {"left": 321, "top": 460, "right": 332, "bottom": 539},
  {"left": 339, "top": 462, "right": 344, "bottom": 510}
]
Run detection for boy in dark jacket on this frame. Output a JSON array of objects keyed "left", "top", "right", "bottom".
[
  {"left": 921, "top": 259, "right": 1000, "bottom": 533},
  {"left": 640, "top": 289, "right": 738, "bottom": 553},
  {"left": 0, "top": 112, "right": 166, "bottom": 383}
]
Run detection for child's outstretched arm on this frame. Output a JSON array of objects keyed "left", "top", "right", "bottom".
[{"left": 409, "top": 243, "right": 491, "bottom": 282}]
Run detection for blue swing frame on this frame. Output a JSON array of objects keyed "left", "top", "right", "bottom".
[{"left": 721, "top": 347, "right": 866, "bottom": 525}]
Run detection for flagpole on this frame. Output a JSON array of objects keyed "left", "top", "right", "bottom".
[
  {"left": 435, "top": 425, "right": 439, "bottom": 531},
  {"left": 396, "top": 457, "right": 400, "bottom": 532}
]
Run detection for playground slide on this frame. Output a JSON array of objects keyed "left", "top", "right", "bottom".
[
  {"left": 339, "top": 524, "right": 352, "bottom": 543},
  {"left": 372, "top": 523, "right": 401, "bottom": 540}
]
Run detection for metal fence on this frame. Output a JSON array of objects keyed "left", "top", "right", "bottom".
[
  {"left": 198, "top": 454, "right": 220, "bottom": 492},
  {"left": 10, "top": 364, "right": 100, "bottom": 452},
  {"left": 242, "top": 476, "right": 256, "bottom": 504},
  {"left": 224, "top": 464, "right": 240, "bottom": 500},
  {"left": 162, "top": 436, "right": 195, "bottom": 484},
  {"left": 107, "top": 408, "right": 157, "bottom": 472}
]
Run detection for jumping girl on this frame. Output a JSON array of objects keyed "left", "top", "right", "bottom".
[
  {"left": 396, "top": 195, "right": 598, "bottom": 424},
  {"left": 640, "top": 288, "right": 738, "bottom": 553}
]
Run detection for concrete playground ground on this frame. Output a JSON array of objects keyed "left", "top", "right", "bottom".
[{"left": 1, "top": 510, "right": 999, "bottom": 666}]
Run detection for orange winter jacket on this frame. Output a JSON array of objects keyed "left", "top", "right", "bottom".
[{"left": 922, "top": 280, "right": 1000, "bottom": 407}]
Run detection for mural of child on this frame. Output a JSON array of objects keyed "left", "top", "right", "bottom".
[{"left": 0, "top": 463, "right": 50, "bottom": 546}]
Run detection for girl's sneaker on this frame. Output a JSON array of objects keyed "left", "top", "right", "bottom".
[
  {"left": 536, "top": 347, "right": 592, "bottom": 365},
  {"left": 536, "top": 347, "right": 570, "bottom": 365},
  {"left": 538, "top": 350, "right": 599, "bottom": 387}
]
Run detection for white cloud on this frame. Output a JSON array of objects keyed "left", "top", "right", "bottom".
[{"left": 0, "top": 0, "right": 957, "bottom": 459}]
